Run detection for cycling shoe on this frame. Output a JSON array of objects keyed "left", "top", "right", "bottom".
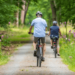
[
  {"left": 41, "top": 57, "right": 45, "bottom": 61},
  {"left": 34, "top": 50, "right": 37, "bottom": 57},
  {"left": 57, "top": 54, "right": 60, "bottom": 56},
  {"left": 51, "top": 46, "right": 53, "bottom": 49}
]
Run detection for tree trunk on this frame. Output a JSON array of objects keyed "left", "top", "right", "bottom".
[
  {"left": 14, "top": 0, "right": 19, "bottom": 27},
  {"left": 50, "top": 0, "right": 56, "bottom": 21},
  {"left": 48, "top": 14, "right": 51, "bottom": 29},
  {"left": 14, "top": 10, "right": 19, "bottom": 27},
  {"left": 24, "top": 0, "right": 30, "bottom": 24},
  {"left": 21, "top": 0, "right": 26, "bottom": 24}
]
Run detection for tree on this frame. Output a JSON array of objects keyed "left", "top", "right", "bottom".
[
  {"left": 22, "top": 0, "right": 38, "bottom": 24},
  {"left": 50, "top": 0, "right": 56, "bottom": 21},
  {"left": 24, "top": 0, "right": 30, "bottom": 24},
  {"left": 25, "top": 0, "right": 52, "bottom": 28},
  {"left": 14, "top": 0, "right": 24, "bottom": 27},
  {"left": 21, "top": 0, "right": 26, "bottom": 24},
  {"left": 0, "top": 0, "right": 24, "bottom": 27}
]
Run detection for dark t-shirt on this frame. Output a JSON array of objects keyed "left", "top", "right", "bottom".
[{"left": 50, "top": 25, "right": 59, "bottom": 37}]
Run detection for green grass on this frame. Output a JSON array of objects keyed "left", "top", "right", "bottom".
[
  {"left": 59, "top": 25, "right": 75, "bottom": 72},
  {"left": 8, "top": 26, "right": 31, "bottom": 42},
  {"left": 60, "top": 40, "right": 75, "bottom": 72},
  {"left": 60, "top": 25, "right": 73, "bottom": 34},
  {"left": 0, "top": 25, "right": 31, "bottom": 65},
  {"left": 0, "top": 42, "right": 9, "bottom": 65},
  {"left": 0, "top": 27, "right": 5, "bottom": 31},
  {"left": 0, "top": 53, "right": 9, "bottom": 65}
]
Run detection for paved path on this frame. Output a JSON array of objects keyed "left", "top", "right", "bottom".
[{"left": 0, "top": 37, "right": 75, "bottom": 75}]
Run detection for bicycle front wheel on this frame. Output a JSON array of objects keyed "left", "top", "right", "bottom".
[
  {"left": 37, "top": 57, "right": 41, "bottom": 67},
  {"left": 37, "top": 47, "right": 42, "bottom": 67},
  {"left": 37, "top": 57, "right": 38, "bottom": 67},
  {"left": 54, "top": 48, "right": 57, "bottom": 58}
]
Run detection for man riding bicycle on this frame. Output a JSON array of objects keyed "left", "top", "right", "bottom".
[
  {"left": 28, "top": 11, "right": 47, "bottom": 61},
  {"left": 48, "top": 21, "right": 62, "bottom": 56}
]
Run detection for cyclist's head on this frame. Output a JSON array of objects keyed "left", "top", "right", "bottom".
[
  {"left": 53, "top": 21, "right": 57, "bottom": 25},
  {"left": 36, "top": 11, "right": 42, "bottom": 17}
]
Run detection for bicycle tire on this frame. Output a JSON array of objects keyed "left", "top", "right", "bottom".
[
  {"left": 37, "top": 49, "right": 40, "bottom": 67},
  {"left": 37, "top": 57, "right": 38, "bottom": 67},
  {"left": 37, "top": 49, "right": 42, "bottom": 67},
  {"left": 39, "top": 47, "right": 42, "bottom": 67},
  {"left": 39, "top": 57, "right": 41, "bottom": 67},
  {"left": 54, "top": 48, "right": 57, "bottom": 58},
  {"left": 37, "top": 57, "right": 41, "bottom": 67}
]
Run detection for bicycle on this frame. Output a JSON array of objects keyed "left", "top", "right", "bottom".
[
  {"left": 29, "top": 32, "right": 48, "bottom": 67},
  {"left": 36, "top": 37, "right": 43, "bottom": 67},
  {"left": 51, "top": 36, "right": 58, "bottom": 58}
]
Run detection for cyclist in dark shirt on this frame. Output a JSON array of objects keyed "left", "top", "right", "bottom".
[{"left": 48, "top": 21, "right": 62, "bottom": 56}]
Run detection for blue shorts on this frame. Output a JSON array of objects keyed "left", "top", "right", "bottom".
[{"left": 50, "top": 35, "right": 59, "bottom": 40}]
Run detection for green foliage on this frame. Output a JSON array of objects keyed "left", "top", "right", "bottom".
[
  {"left": 60, "top": 39, "right": 75, "bottom": 72},
  {"left": 25, "top": 0, "right": 52, "bottom": 28},
  {"left": 1, "top": 0, "right": 75, "bottom": 28},
  {"left": 0, "top": 53, "right": 9, "bottom": 65},
  {"left": 2, "top": 38, "right": 11, "bottom": 46},
  {"left": 4, "top": 25, "right": 31, "bottom": 43},
  {"left": 0, "top": 25, "right": 31, "bottom": 65},
  {"left": 0, "top": 41, "right": 9, "bottom": 65},
  {"left": 0, "top": 0, "right": 24, "bottom": 27},
  {"left": 59, "top": 27, "right": 75, "bottom": 72},
  {"left": 55, "top": 0, "right": 75, "bottom": 25}
]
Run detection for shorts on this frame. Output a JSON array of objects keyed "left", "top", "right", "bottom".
[
  {"left": 34, "top": 37, "right": 45, "bottom": 44},
  {"left": 50, "top": 37, "right": 59, "bottom": 48}
]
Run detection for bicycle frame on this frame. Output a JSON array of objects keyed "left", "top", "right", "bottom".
[
  {"left": 36, "top": 38, "right": 43, "bottom": 67},
  {"left": 52, "top": 37, "right": 58, "bottom": 58},
  {"left": 36, "top": 38, "right": 42, "bottom": 57},
  {"left": 52, "top": 38, "right": 57, "bottom": 49}
]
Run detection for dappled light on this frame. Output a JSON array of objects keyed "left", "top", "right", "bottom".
[{"left": 0, "top": 0, "right": 75, "bottom": 75}]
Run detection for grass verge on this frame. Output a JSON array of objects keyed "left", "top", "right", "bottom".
[
  {"left": 0, "top": 25, "right": 31, "bottom": 66},
  {"left": 0, "top": 53, "right": 9, "bottom": 65},
  {"left": 60, "top": 25, "right": 75, "bottom": 72}
]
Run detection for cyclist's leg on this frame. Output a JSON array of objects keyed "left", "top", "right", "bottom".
[
  {"left": 33, "top": 37, "right": 38, "bottom": 50},
  {"left": 33, "top": 42, "right": 36, "bottom": 50},
  {"left": 42, "top": 43, "right": 46, "bottom": 57},
  {"left": 41, "top": 37, "right": 46, "bottom": 57},
  {"left": 50, "top": 37, "right": 53, "bottom": 48},
  {"left": 50, "top": 40, "right": 52, "bottom": 46},
  {"left": 57, "top": 39, "right": 60, "bottom": 55}
]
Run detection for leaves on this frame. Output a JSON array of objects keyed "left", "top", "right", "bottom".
[
  {"left": 25, "top": 0, "right": 52, "bottom": 28},
  {"left": 56, "top": 0, "right": 75, "bottom": 25},
  {"left": 0, "top": 0, "right": 24, "bottom": 27}
]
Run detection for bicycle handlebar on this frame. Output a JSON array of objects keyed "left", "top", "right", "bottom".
[
  {"left": 28, "top": 32, "right": 33, "bottom": 35},
  {"left": 28, "top": 32, "right": 48, "bottom": 35}
]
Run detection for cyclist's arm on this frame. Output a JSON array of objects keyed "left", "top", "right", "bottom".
[
  {"left": 29, "top": 20, "right": 34, "bottom": 33},
  {"left": 59, "top": 29, "right": 62, "bottom": 36},
  {"left": 29, "top": 26, "right": 33, "bottom": 33},
  {"left": 45, "top": 27, "right": 47, "bottom": 31}
]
